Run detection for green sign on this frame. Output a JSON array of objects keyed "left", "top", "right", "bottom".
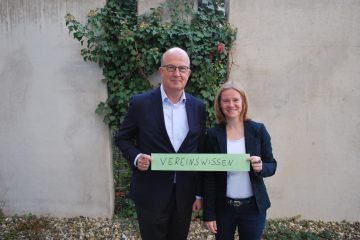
[{"left": 151, "top": 153, "right": 250, "bottom": 171}]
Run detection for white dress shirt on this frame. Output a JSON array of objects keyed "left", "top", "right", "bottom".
[{"left": 160, "top": 84, "right": 189, "bottom": 152}]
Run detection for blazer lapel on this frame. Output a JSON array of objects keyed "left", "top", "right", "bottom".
[
  {"left": 244, "top": 121, "right": 256, "bottom": 155},
  {"left": 217, "top": 125, "right": 227, "bottom": 153}
]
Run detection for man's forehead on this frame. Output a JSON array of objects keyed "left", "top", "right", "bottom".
[{"left": 163, "top": 51, "right": 189, "bottom": 63}]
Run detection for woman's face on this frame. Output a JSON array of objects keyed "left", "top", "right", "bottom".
[{"left": 220, "top": 88, "right": 243, "bottom": 120}]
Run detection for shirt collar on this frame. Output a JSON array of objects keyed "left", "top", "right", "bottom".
[{"left": 160, "top": 84, "right": 186, "bottom": 104}]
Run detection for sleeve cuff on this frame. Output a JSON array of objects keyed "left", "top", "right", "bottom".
[{"left": 134, "top": 153, "right": 142, "bottom": 167}]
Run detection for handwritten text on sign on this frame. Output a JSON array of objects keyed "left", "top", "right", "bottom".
[{"left": 151, "top": 153, "right": 250, "bottom": 171}]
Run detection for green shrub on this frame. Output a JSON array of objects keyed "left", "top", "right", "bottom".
[{"left": 264, "top": 217, "right": 341, "bottom": 240}]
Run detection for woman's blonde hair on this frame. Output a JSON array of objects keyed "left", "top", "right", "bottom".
[{"left": 214, "top": 80, "right": 250, "bottom": 124}]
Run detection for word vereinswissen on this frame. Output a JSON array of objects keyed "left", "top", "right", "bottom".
[{"left": 151, "top": 153, "right": 250, "bottom": 171}]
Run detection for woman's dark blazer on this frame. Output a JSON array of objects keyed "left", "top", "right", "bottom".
[{"left": 203, "top": 120, "right": 277, "bottom": 221}]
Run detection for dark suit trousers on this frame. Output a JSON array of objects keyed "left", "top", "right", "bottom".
[{"left": 135, "top": 185, "right": 193, "bottom": 240}]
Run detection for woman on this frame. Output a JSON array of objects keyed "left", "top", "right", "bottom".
[{"left": 203, "top": 81, "right": 277, "bottom": 240}]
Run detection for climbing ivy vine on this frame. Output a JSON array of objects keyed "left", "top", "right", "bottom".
[{"left": 66, "top": 0, "right": 236, "bottom": 130}]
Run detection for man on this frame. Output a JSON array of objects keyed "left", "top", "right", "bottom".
[{"left": 115, "top": 47, "right": 206, "bottom": 240}]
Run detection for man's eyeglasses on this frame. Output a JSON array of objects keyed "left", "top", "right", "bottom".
[{"left": 161, "top": 65, "right": 190, "bottom": 73}]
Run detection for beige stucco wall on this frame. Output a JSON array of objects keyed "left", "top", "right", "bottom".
[
  {"left": 0, "top": 0, "right": 113, "bottom": 218},
  {"left": 1, "top": 0, "right": 359, "bottom": 221},
  {"left": 228, "top": 0, "right": 360, "bottom": 221},
  {"left": 138, "top": 0, "right": 165, "bottom": 14}
]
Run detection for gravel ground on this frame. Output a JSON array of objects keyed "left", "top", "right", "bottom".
[{"left": 1, "top": 215, "right": 359, "bottom": 239}]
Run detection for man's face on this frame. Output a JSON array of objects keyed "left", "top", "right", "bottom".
[{"left": 159, "top": 50, "right": 191, "bottom": 93}]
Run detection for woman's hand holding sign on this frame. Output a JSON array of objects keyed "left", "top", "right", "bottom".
[{"left": 249, "top": 156, "right": 262, "bottom": 173}]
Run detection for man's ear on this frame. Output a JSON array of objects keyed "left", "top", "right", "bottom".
[{"left": 159, "top": 66, "right": 164, "bottom": 77}]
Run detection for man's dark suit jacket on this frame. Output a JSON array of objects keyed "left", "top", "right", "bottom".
[
  {"left": 115, "top": 88, "right": 206, "bottom": 212},
  {"left": 203, "top": 121, "right": 277, "bottom": 221}
]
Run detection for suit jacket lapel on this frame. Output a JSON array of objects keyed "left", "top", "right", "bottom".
[
  {"left": 185, "top": 95, "right": 194, "bottom": 134},
  {"left": 177, "top": 95, "right": 193, "bottom": 152},
  {"left": 179, "top": 93, "right": 202, "bottom": 152},
  {"left": 151, "top": 88, "right": 175, "bottom": 152}
]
